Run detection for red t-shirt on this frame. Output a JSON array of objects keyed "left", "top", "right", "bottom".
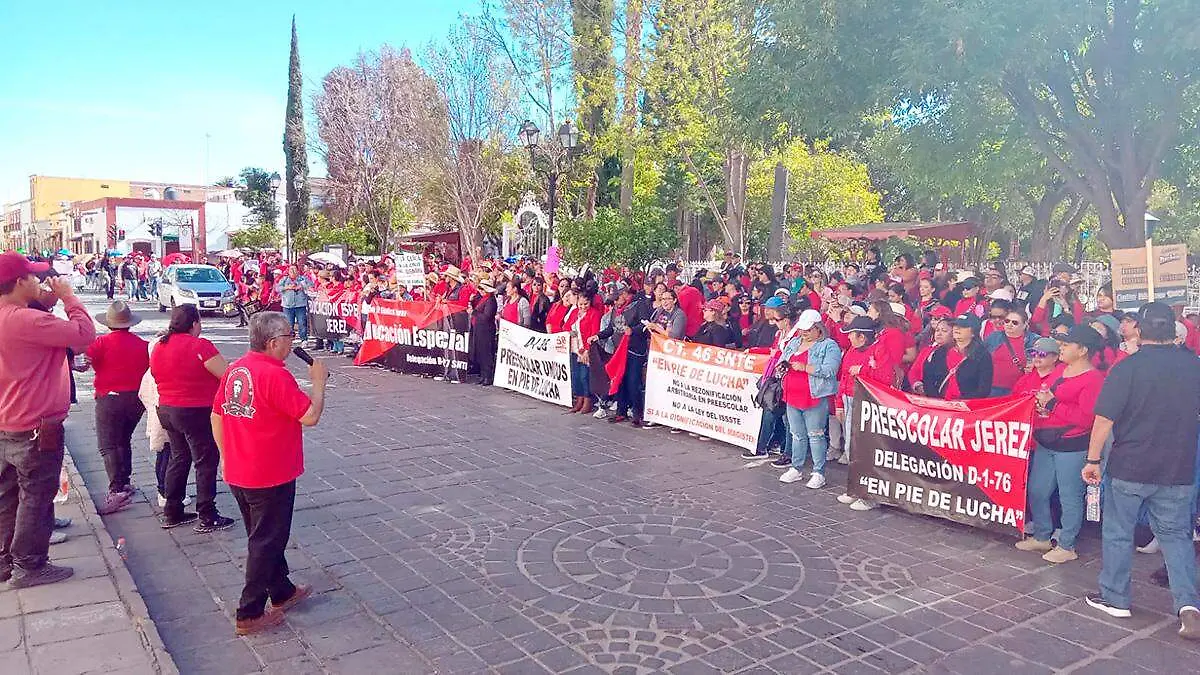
[
  {"left": 783, "top": 350, "right": 819, "bottom": 409},
  {"left": 990, "top": 335, "right": 1028, "bottom": 391},
  {"left": 86, "top": 330, "right": 150, "bottom": 398},
  {"left": 150, "top": 334, "right": 221, "bottom": 407},
  {"left": 943, "top": 347, "right": 966, "bottom": 400},
  {"left": 213, "top": 351, "right": 312, "bottom": 489}
]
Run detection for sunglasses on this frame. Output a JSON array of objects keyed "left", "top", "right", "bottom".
[
  {"left": 1004, "top": 319, "right": 1023, "bottom": 326},
  {"left": 1028, "top": 350, "right": 1054, "bottom": 358}
]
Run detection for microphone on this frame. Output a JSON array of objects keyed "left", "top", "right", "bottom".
[{"left": 292, "top": 346, "right": 314, "bottom": 365}]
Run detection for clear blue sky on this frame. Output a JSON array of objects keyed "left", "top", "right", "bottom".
[{"left": 0, "top": 0, "right": 475, "bottom": 203}]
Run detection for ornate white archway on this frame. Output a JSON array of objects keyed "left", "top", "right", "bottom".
[{"left": 503, "top": 192, "right": 551, "bottom": 259}]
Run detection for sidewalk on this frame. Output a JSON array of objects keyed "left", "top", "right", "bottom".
[{"left": 0, "top": 448, "right": 177, "bottom": 675}]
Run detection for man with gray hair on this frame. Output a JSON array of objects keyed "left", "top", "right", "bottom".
[{"left": 211, "top": 312, "right": 328, "bottom": 635}]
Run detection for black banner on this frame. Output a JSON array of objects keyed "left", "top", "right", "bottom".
[{"left": 353, "top": 299, "right": 470, "bottom": 377}]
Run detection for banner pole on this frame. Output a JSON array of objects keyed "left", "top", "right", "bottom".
[{"left": 1145, "top": 236, "right": 1155, "bottom": 303}]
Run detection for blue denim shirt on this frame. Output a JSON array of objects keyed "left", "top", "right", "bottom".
[
  {"left": 274, "top": 276, "right": 314, "bottom": 309},
  {"left": 805, "top": 337, "right": 843, "bottom": 399}
]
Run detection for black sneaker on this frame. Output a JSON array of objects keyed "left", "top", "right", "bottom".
[
  {"left": 0, "top": 566, "right": 10, "bottom": 583},
  {"left": 160, "top": 512, "right": 199, "bottom": 529},
  {"left": 1085, "top": 594, "right": 1132, "bottom": 618},
  {"left": 53, "top": 517, "right": 72, "bottom": 529},
  {"left": 9, "top": 563, "right": 74, "bottom": 588},
  {"left": 741, "top": 450, "right": 768, "bottom": 460},
  {"left": 771, "top": 456, "right": 792, "bottom": 468},
  {"left": 194, "top": 514, "right": 236, "bottom": 533}
]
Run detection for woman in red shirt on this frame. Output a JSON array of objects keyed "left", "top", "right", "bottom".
[
  {"left": 85, "top": 301, "right": 150, "bottom": 514},
  {"left": 867, "top": 301, "right": 909, "bottom": 387},
  {"left": 1011, "top": 337, "right": 1065, "bottom": 395},
  {"left": 1015, "top": 325, "right": 1106, "bottom": 565},
  {"left": 567, "top": 292, "right": 603, "bottom": 414},
  {"left": 149, "top": 304, "right": 234, "bottom": 533}
]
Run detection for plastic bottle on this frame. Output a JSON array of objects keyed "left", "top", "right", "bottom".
[{"left": 1086, "top": 484, "right": 1101, "bottom": 522}]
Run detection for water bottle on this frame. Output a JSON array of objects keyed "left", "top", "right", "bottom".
[{"left": 1086, "top": 484, "right": 1101, "bottom": 522}]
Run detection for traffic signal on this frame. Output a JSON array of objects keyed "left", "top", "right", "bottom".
[{"left": 117, "top": 229, "right": 126, "bottom": 240}]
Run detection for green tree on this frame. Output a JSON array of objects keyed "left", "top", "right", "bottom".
[
  {"left": 745, "top": 140, "right": 883, "bottom": 258},
  {"left": 283, "top": 16, "right": 310, "bottom": 236},
  {"left": 556, "top": 201, "right": 679, "bottom": 269},
  {"left": 571, "top": 0, "right": 618, "bottom": 217},
  {"left": 229, "top": 222, "right": 282, "bottom": 251},
  {"left": 234, "top": 167, "right": 280, "bottom": 225},
  {"left": 292, "top": 212, "right": 379, "bottom": 256}
]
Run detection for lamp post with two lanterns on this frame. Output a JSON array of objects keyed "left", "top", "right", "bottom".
[{"left": 517, "top": 119, "right": 580, "bottom": 247}]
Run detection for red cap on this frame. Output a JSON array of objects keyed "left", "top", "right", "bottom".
[
  {"left": 703, "top": 299, "right": 726, "bottom": 312},
  {"left": 929, "top": 305, "right": 954, "bottom": 319},
  {"left": 0, "top": 252, "right": 49, "bottom": 285}
]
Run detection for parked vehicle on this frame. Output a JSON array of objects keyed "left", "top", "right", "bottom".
[{"left": 157, "top": 264, "right": 237, "bottom": 316}]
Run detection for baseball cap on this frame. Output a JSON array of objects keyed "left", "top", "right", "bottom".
[
  {"left": 763, "top": 296, "right": 786, "bottom": 309},
  {"left": 929, "top": 305, "right": 954, "bottom": 320},
  {"left": 953, "top": 313, "right": 982, "bottom": 332},
  {"left": 0, "top": 252, "right": 50, "bottom": 285},
  {"left": 960, "top": 277, "right": 980, "bottom": 290},
  {"left": 1019, "top": 266, "right": 1037, "bottom": 277},
  {"left": 989, "top": 288, "right": 1015, "bottom": 301},
  {"left": 795, "top": 309, "right": 823, "bottom": 330},
  {"left": 1092, "top": 314, "right": 1120, "bottom": 337},
  {"left": 703, "top": 299, "right": 725, "bottom": 312},
  {"left": 888, "top": 301, "right": 907, "bottom": 316},
  {"left": 1031, "top": 337, "right": 1060, "bottom": 354},
  {"left": 955, "top": 270, "right": 976, "bottom": 283},
  {"left": 1138, "top": 301, "right": 1175, "bottom": 326},
  {"left": 842, "top": 316, "right": 878, "bottom": 334},
  {"left": 774, "top": 287, "right": 791, "bottom": 297},
  {"left": 1056, "top": 324, "right": 1104, "bottom": 352},
  {"left": 847, "top": 304, "right": 868, "bottom": 317}
]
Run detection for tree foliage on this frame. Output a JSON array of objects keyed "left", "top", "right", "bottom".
[
  {"left": 745, "top": 140, "right": 883, "bottom": 258},
  {"left": 229, "top": 222, "right": 282, "bottom": 251},
  {"left": 283, "top": 16, "right": 310, "bottom": 236},
  {"left": 234, "top": 167, "right": 280, "bottom": 226},
  {"left": 292, "top": 212, "right": 379, "bottom": 256},
  {"left": 556, "top": 202, "right": 679, "bottom": 269}
]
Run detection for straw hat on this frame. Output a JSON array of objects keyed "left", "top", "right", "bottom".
[
  {"left": 478, "top": 279, "right": 497, "bottom": 293},
  {"left": 94, "top": 301, "right": 142, "bottom": 329},
  {"left": 443, "top": 265, "right": 465, "bottom": 283}
]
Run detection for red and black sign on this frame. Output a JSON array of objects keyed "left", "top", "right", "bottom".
[
  {"left": 846, "top": 379, "right": 1035, "bottom": 535},
  {"left": 308, "top": 286, "right": 360, "bottom": 340},
  {"left": 354, "top": 299, "right": 470, "bottom": 376}
]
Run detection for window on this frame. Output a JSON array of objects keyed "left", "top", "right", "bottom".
[{"left": 176, "top": 267, "right": 225, "bottom": 283}]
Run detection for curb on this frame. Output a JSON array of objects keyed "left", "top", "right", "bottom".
[{"left": 62, "top": 447, "right": 179, "bottom": 675}]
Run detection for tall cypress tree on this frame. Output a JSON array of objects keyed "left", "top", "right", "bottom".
[{"left": 283, "top": 15, "right": 310, "bottom": 238}]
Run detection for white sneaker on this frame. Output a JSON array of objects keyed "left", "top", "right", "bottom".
[
  {"left": 157, "top": 493, "right": 193, "bottom": 508},
  {"left": 49, "top": 531, "right": 68, "bottom": 545},
  {"left": 836, "top": 493, "right": 856, "bottom": 505},
  {"left": 1137, "top": 537, "right": 1160, "bottom": 554},
  {"left": 849, "top": 499, "right": 875, "bottom": 511},
  {"left": 837, "top": 453, "right": 850, "bottom": 465},
  {"left": 779, "top": 468, "right": 803, "bottom": 484},
  {"left": 593, "top": 407, "right": 608, "bottom": 419},
  {"left": 805, "top": 473, "right": 826, "bottom": 489},
  {"left": 641, "top": 422, "right": 659, "bottom": 430}
]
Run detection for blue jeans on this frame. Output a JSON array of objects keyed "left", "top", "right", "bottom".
[
  {"left": 1099, "top": 479, "right": 1199, "bottom": 614},
  {"left": 754, "top": 406, "right": 790, "bottom": 456},
  {"left": 786, "top": 399, "right": 829, "bottom": 475},
  {"left": 282, "top": 305, "right": 308, "bottom": 341},
  {"left": 1026, "top": 444, "right": 1087, "bottom": 549},
  {"left": 570, "top": 354, "right": 590, "bottom": 399}
]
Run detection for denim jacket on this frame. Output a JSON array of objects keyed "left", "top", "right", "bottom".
[{"left": 804, "top": 337, "right": 843, "bottom": 399}]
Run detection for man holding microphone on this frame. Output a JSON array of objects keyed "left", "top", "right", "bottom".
[{"left": 211, "top": 312, "right": 328, "bottom": 635}]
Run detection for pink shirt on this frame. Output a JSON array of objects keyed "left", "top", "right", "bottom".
[{"left": 0, "top": 297, "right": 96, "bottom": 431}]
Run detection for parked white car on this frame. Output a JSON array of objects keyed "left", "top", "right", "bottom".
[{"left": 157, "top": 264, "right": 237, "bottom": 315}]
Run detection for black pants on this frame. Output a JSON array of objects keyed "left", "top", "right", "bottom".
[
  {"left": 0, "top": 424, "right": 64, "bottom": 572},
  {"left": 95, "top": 392, "right": 145, "bottom": 493},
  {"left": 158, "top": 406, "right": 220, "bottom": 519},
  {"left": 617, "top": 352, "right": 647, "bottom": 420},
  {"left": 231, "top": 481, "right": 297, "bottom": 620},
  {"left": 155, "top": 445, "right": 171, "bottom": 497}
]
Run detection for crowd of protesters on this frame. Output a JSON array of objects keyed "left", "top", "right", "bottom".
[{"left": 2, "top": 243, "right": 1198, "bottom": 640}]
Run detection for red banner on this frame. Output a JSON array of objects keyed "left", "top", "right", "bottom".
[
  {"left": 354, "top": 299, "right": 469, "bottom": 376},
  {"left": 846, "top": 379, "right": 1035, "bottom": 535}
]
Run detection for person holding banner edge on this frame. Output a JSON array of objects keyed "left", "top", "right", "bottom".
[
  {"left": 746, "top": 296, "right": 798, "bottom": 461},
  {"left": 779, "top": 308, "right": 842, "bottom": 488}
]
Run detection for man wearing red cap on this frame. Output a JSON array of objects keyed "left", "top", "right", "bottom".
[{"left": 0, "top": 252, "right": 96, "bottom": 587}]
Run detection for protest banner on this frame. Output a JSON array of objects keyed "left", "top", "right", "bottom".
[
  {"left": 1110, "top": 243, "right": 1188, "bottom": 310},
  {"left": 393, "top": 252, "right": 426, "bottom": 290},
  {"left": 846, "top": 379, "right": 1035, "bottom": 535},
  {"left": 354, "top": 299, "right": 469, "bottom": 376},
  {"left": 308, "top": 286, "right": 360, "bottom": 340},
  {"left": 494, "top": 318, "right": 573, "bottom": 406},
  {"left": 643, "top": 335, "right": 766, "bottom": 449}
]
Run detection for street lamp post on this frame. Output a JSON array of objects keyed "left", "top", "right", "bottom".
[
  {"left": 268, "top": 172, "right": 284, "bottom": 260},
  {"left": 518, "top": 119, "right": 580, "bottom": 248}
]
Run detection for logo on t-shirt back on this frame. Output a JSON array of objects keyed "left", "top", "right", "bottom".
[{"left": 222, "top": 367, "right": 256, "bottom": 418}]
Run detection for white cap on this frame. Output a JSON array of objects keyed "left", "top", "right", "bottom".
[
  {"left": 956, "top": 270, "right": 976, "bottom": 283},
  {"left": 888, "top": 302, "right": 908, "bottom": 316},
  {"left": 847, "top": 305, "right": 867, "bottom": 316},
  {"left": 989, "top": 288, "right": 1015, "bottom": 302},
  {"left": 1019, "top": 266, "right": 1037, "bottom": 277},
  {"left": 1176, "top": 321, "right": 1188, "bottom": 341},
  {"left": 796, "top": 309, "right": 823, "bottom": 330}
]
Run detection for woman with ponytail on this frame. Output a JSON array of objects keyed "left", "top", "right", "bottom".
[{"left": 149, "top": 304, "right": 235, "bottom": 532}]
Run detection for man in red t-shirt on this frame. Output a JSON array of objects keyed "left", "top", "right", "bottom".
[{"left": 212, "top": 311, "right": 328, "bottom": 635}]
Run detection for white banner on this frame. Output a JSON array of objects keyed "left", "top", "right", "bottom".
[
  {"left": 393, "top": 252, "right": 426, "bottom": 290},
  {"left": 494, "top": 318, "right": 573, "bottom": 407},
  {"left": 644, "top": 335, "right": 767, "bottom": 450}
]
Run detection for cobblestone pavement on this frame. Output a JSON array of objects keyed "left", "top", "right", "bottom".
[{"left": 66, "top": 294, "right": 1200, "bottom": 673}]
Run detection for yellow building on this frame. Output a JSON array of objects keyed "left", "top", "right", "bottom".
[{"left": 27, "top": 175, "right": 131, "bottom": 251}]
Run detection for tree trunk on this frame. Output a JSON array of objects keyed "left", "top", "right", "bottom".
[
  {"left": 619, "top": 0, "right": 643, "bottom": 215},
  {"left": 768, "top": 161, "right": 788, "bottom": 261},
  {"left": 723, "top": 147, "right": 748, "bottom": 255}
]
